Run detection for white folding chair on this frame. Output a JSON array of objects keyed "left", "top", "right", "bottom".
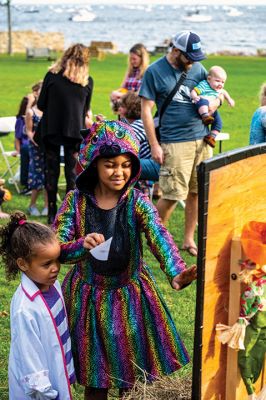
[
  {"left": 0, "top": 140, "right": 20, "bottom": 193},
  {"left": 0, "top": 116, "right": 20, "bottom": 193}
]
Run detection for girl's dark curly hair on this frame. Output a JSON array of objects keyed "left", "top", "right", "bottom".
[
  {"left": 0, "top": 211, "right": 56, "bottom": 281},
  {"left": 119, "top": 92, "right": 141, "bottom": 120}
]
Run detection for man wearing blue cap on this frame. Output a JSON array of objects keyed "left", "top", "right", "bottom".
[{"left": 140, "top": 31, "right": 220, "bottom": 257}]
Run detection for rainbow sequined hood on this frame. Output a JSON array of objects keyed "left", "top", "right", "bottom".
[{"left": 76, "top": 120, "right": 141, "bottom": 192}]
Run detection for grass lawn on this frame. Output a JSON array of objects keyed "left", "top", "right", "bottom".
[{"left": 0, "top": 52, "right": 265, "bottom": 399}]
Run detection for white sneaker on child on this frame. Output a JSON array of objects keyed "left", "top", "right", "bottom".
[
  {"left": 41, "top": 207, "right": 48, "bottom": 216},
  {"left": 28, "top": 205, "right": 41, "bottom": 216}
]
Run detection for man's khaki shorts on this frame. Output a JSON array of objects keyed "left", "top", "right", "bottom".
[{"left": 159, "top": 140, "right": 213, "bottom": 201}]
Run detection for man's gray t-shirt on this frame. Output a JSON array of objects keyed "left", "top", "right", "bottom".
[{"left": 139, "top": 56, "right": 209, "bottom": 143}]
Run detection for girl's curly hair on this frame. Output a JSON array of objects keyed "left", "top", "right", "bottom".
[
  {"left": 0, "top": 211, "right": 56, "bottom": 280},
  {"left": 119, "top": 92, "right": 141, "bottom": 120}
]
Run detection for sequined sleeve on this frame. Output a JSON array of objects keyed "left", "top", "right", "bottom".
[
  {"left": 53, "top": 190, "right": 88, "bottom": 264},
  {"left": 135, "top": 191, "right": 186, "bottom": 282}
]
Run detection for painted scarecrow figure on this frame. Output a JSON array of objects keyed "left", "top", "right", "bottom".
[{"left": 216, "top": 221, "right": 266, "bottom": 400}]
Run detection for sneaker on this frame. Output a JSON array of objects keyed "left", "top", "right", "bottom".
[
  {"left": 41, "top": 207, "right": 48, "bottom": 216},
  {"left": 28, "top": 205, "right": 41, "bottom": 216}
]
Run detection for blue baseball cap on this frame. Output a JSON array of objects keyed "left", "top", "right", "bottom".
[{"left": 172, "top": 31, "right": 206, "bottom": 62}]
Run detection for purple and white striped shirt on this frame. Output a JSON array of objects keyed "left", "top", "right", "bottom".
[{"left": 42, "top": 285, "right": 76, "bottom": 385}]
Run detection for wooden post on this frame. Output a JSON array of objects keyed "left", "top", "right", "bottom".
[
  {"left": 226, "top": 237, "right": 266, "bottom": 399},
  {"left": 225, "top": 236, "right": 244, "bottom": 400}
]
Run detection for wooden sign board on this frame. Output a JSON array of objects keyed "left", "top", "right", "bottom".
[{"left": 192, "top": 144, "right": 266, "bottom": 400}]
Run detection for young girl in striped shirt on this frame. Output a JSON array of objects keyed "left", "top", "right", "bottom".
[{"left": 0, "top": 211, "right": 75, "bottom": 399}]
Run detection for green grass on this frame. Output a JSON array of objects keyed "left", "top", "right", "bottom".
[{"left": 0, "top": 53, "right": 265, "bottom": 399}]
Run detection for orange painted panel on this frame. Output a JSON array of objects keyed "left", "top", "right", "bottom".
[{"left": 195, "top": 150, "right": 266, "bottom": 400}]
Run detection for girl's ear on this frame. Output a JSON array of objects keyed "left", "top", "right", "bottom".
[{"left": 17, "top": 258, "right": 29, "bottom": 272}]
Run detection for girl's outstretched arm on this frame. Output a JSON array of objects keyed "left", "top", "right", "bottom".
[
  {"left": 135, "top": 192, "right": 189, "bottom": 283},
  {"left": 53, "top": 190, "right": 89, "bottom": 263},
  {"left": 171, "top": 264, "right": 197, "bottom": 290}
]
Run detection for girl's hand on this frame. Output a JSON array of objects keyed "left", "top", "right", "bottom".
[
  {"left": 171, "top": 265, "right": 197, "bottom": 290},
  {"left": 95, "top": 114, "right": 106, "bottom": 122},
  {"left": 84, "top": 233, "right": 105, "bottom": 250}
]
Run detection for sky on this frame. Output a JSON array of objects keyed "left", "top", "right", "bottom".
[{"left": 11, "top": 0, "right": 266, "bottom": 5}]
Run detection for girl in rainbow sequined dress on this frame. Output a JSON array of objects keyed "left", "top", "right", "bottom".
[{"left": 54, "top": 120, "right": 196, "bottom": 400}]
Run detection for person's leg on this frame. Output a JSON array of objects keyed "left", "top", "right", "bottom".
[
  {"left": 204, "top": 111, "right": 223, "bottom": 148},
  {"left": 181, "top": 140, "right": 212, "bottom": 255},
  {"left": 156, "top": 198, "right": 177, "bottom": 225},
  {"left": 44, "top": 143, "right": 60, "bottom": 224},
  {"left": 28, "top": 189, "right": 41, "bottom": 216},
  {"left": 63, "top": 145, "right": 78, "bottom": 193},
  {"left": 20, "top": 143, "right": 30, "bottom": 187},
  {"left": 157, "top": 142, "right": 194, "bottom": 225},
  {"left": 195, "top": 98, "right": 214, "bottom": 125},
  {"left": 84, "top": 387, "right": 108, "bottom": 400},
  {"left": 182, "top": 192, "right": 198, "bottom": 255}
]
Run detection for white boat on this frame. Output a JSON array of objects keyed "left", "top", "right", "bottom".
[
  {"left": 182, "top": 10, "right": 212, "bottom": 23},
  {"left": 227, "top": 7, "right": 243, "bottom": 17},
  {"left": 24, "top": 7, "right": 39, "bottom": 13},
  {"left": 70, "top": 10, "right": 96, "bottom": 22}
]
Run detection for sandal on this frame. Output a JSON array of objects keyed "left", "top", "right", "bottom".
[{"left": 181, "top": 245, "right": 198, "bottom": 257}]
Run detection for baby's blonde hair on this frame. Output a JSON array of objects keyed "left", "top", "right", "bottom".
[
  {"left": 259, "top": 82, "right": 266, "bottom": 106},
  {"left": 208, "top": 66, "right": 227, "bottom": 80}
]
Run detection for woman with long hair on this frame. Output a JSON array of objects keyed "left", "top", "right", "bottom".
[
  {"left": 110, "top": 43, "right": 149, "bottom": 112},
  {"left": 37, "top": 43, "right": 94, "bottom": 224}
]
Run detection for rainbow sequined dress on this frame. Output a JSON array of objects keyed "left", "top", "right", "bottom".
[
  {"left": 54, "top": 120, "right": 190, "bottom": 389},
  {"left": 55, "top": 188, "right": 189, "bottom": 389}
]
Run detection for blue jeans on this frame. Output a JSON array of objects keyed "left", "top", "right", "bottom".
[{"left": 140, "top": 159, "right": 160, "bottom": 181}]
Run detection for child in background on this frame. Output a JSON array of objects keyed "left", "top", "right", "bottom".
[
  {"left": 118, "top": 91, "right": 160, "bottom": 198},
  {"left": 25, "top": 81, "right": 48, "bottom": 216},
  {"left": 54, "top": 120, "right": 197, "bottom": 400},
  {"left": 191, "top": 65, "right": 235, "bottom": 148},
  {"left": 14, "top": 96, "right": 30, "bottom": 193},
  {"left": 15, "top": 85, "right": 42, "bottom": 194},
  {"left": 0, "top": 211, "right": 75, "bottom": 399}
]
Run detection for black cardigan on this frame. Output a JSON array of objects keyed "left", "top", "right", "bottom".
[{"left": 37, "top": 71, "right": 94, "bottom": 143}]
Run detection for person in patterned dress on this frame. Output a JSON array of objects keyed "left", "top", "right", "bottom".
[{"left": 53, "top": 120, "right": 197, "bottom": 400}]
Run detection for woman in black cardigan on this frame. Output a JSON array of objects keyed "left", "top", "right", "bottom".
[{"left": 37, "top": 43, "right": 94, "bottom": 224}]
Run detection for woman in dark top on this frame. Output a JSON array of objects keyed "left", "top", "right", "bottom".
[{"left": 37, "top": 43, "right": 94, "bottom": 224}]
